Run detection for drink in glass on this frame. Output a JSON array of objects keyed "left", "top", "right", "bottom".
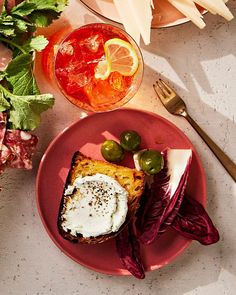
[{"left": 54, "top": 23, "right": 143, "bottom": 112}]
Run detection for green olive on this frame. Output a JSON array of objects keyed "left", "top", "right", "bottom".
[
  {"left": 120, "top": 130, "right": 141, "bottom": 152},
  {"left": 101, "top": 140, "right": 124, "bottom": 163},
  {"left": 139, "top": 149, "right": 164, "bottom": 175}
]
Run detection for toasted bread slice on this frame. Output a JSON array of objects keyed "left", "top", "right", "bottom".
[{"left": 58, "top": 151, "right": 145, "bottom": 244}]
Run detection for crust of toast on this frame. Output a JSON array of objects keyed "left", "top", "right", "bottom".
[{"left": 58, "top": 151, "right": 145, "bottom": 244}]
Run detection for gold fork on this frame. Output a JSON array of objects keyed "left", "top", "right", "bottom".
[{"left": 153, "top": 79, "right": 236, "bottom": 182}]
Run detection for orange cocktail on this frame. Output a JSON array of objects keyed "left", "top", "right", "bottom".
[{"left": 54, "top": 23, "right": 143, "bottom": 112}]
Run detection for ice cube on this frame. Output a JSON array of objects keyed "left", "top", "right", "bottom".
[
  {"left": 59, "top": 40, "right": 74, "bottom": 56},
  {"left": 79, "top": 34, "right": 103, "bottom": 53},
  {"left": 87, "top": 55, "right": 106, "bottom": 65},
  {"left": 57, "top": 60, "right": 87, "bottom": 76},
  {"left": 109, "top": 72, "right": 126, "bottom": 92},
  {"left": 85, "top": 78, "right": 122, "bottom": 108},
  {"left": 66, "top": 68, "right": 92, "bottom": 94},
  {"left": 55, "top": 68, "right": 68, "bottom": 78},
  {"left": 69, "top": 72, "right": 91, "bottom": 88}
]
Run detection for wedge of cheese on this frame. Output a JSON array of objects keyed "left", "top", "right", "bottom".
[
  {"left": 168, "top": 0, "right": 233, "bottom": 29},
  {"left": 168, "top": 0, "right": 206, "bottom": 28},
  {"left": 126, "top": 0, "right": 153, "bottom": 45},
  {"left": 113, "top": 0, "right": 140, "bottom": 45},
  {"left": 193, "top": 0, "right": 233, "bottom": 20},
  {"left": 113, "top": 0, "right": 153, "bottom": 45}
]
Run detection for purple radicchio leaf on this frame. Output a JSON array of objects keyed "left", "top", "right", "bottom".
[
  {"left": 158, "top": 158, "right": 191, "bottom": 235},
  {"left": 171, "top": 196, "right": 220, "bottom": 245},
  {"left": 136, "top": 149, "right": 192, "bottom": 245},
  {"left": 116, "top": 221, "right": 145, "bottom": 279}
]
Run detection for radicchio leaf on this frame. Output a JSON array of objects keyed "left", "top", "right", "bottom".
[
  {"left": 136, "top": 149, "right": 192, "bottom": 245},
  {"left": 116, "top": 222, "right": 145, "bottom": 279},
  {"left": 158, "top": 161, "right": 190, "bottom": 235},
  {"left": 171, "top": 196, "right": 220, "bottom": 245}
]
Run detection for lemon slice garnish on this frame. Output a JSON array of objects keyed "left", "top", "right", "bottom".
[
  {"left": 95, "top": 38, "right": 139, "bottom": 80},
  {"left": 94, "top": 59, "right": 111, "bottom": 80}
]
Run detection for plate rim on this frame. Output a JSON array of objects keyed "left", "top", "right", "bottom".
[{"left": 36, "top": 108, "right": 207, "bottom": 276}]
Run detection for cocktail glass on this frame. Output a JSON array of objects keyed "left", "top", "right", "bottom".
[{"left": 54, "top": 23, "right": 143, "bottom": 112}]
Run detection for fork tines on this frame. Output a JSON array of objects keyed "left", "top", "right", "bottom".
[{"left": 153, "top": 79, "right": 172, "bottom": 99}]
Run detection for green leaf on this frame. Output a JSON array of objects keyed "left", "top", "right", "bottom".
[
  {"left": 0, "top": 15, "right": 15, "bottom": 37},
  {"left": 30, "top": 35, "right": 49, "bottom": 51},
  {"left": 0, "top": 71, "right": 6, "bottom": 81},
  {"left": 27, "top": 0, "right": 68, "bottom": 13},
  {"left": 0, "top": 89, "right": 11, "bottom": 112},
  {"left": 0, "top": 24, "right": 14, "bottom": 36},
  {"left": 0, "top": 86, "right": 54, "bottom": 130},
  {"left": 1, "top": 0, "right": 68, "bottom": 35},
  {"left": 14, "top": 18, "right": 29, "bottom": 32},
  {"left": 22, "top": 35, "right": 49, "bottom": 52},
  {"left": 54, "top": 0, "right": 69, "bottom": 12},
  {"left": 10, "top": 2, "right": 36, "bottom": 17},
  {"left": 5, "top": 53, "right": 40, "bottom": 95},
  {"left": 9, "top": 93, "right": 54, "bottom": 130},
  {"left": 26, "top": 1, "right": 68, "bottom": 27},
  {"left": 27, "top": 10, "right": 59, "bottom": 27}
]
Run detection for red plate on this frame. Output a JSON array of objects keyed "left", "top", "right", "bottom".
[{"left": 36, "top": 108, "right": 206, "bottom": 275}]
